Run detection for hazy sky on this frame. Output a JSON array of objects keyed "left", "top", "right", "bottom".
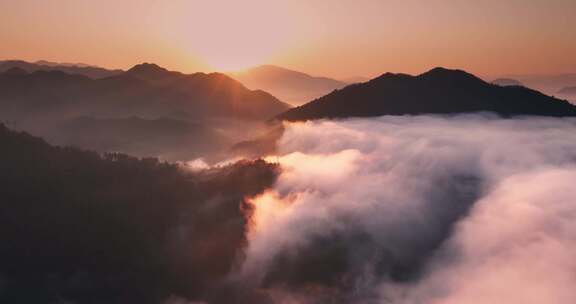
[{"left": 1, "top": 0, "right": 575, "bottom": 78}]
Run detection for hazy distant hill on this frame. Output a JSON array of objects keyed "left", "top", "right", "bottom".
[
  {"left": 340, "top": 76, "right": 370, "bottom": 84},
  {"left": 278, "top": 67, "right": 576, "bottom": 121},
  {"left": 0, "top": 63, "right": 289, "bottom": 161},
  {"left": 491, "top": 78, "right": 523, "bottom": 87},
  {"left": 557, "top": 86, "right": 576, "bottom": 102},
  {"left": 0, "top": 59, "right": 123, "bottom": 78},
  {"left": 501, "top": 73, "right": 576, "bottom": 96},
  {"left": 558, "top": 86, "right": 576, "bottom": 95},
  {"left": 0, "top": 63, "right": 289, "bottom": 121},
  {"left": 35, "top": 60, "right": 98, "bottom": 68},
  {"left": 229, "top": 65, "right": 347, "bottom": 106}
]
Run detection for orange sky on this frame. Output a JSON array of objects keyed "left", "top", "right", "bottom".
[{"left": 1, "top": 0, "right": 575, "bottom": 79}]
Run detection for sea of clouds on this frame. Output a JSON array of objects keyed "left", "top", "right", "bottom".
[{"left": 231, "top": 114, "right": 576, "bottom": 304}]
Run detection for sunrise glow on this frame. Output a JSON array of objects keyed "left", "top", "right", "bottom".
[
  {"left": 2, "top": 1, "right": 576, "bottom": 303},
  {"left": 180, "top": 0, "right": 298, "bottom": 71}
]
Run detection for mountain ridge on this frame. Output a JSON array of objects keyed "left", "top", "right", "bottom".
[
  {"left": 229, "top": 64, "right": 347, "bottom": 106},
  {"left": 0, "top": 62, "right": 290, "bottom": 121},
  {"left": 0, "top": 59, "right": 123, "bottom": 79},
  {"left": 0, "top": 122, "right": 278, "bottom": 303},
  {"left": 277, "top": 67, "right": 576, "bottom": 121},
  {"left": 558, "top": 86, "right": 576, "bottom": 95}
]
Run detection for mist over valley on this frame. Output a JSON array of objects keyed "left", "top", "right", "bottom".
[{"left": 2, "top": 1, "right": 576, "bottom": 302}]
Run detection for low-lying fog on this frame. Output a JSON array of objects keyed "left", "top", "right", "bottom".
[{"left": 231, "top": 114, "right": 576, "bottom": 303}]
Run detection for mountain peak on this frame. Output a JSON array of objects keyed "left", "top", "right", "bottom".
[
  {"left": 230, "top": 64, "right": 347, "bottom": 106},
  {"left": 373, "top": 72, "right": 412, "bottom": 82},
  {"left": 277, "top": 68, "right": 576, "bottom": 121},
  {"left": 127, "top": 63, "right": 168, "bottom": 74},
  {"left": 419, "top": 67, "right": 476, "bottom": 78},
  {"left": 124, "top": 63, "right": 181, "bottom": 81},
  {"left": 235, "top": 64, "right": 312, "bottom": 79},
  {"left": 418, "top": 67, "right": 485, "bottom": 86}
]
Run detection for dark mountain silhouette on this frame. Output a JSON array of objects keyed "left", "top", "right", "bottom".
[
  {"left": 492, "top": 78, "right": 523, "bottom": 87},
  {"left": 0, "top": 59, "right": 123, "bottom": 78},
  {"left": 229, "top": 65, "right": 347, "bottom": 106},
  {"left": 278, "top": 67, "right": 576, "bottom": 121},
  {"left": 0, "top": 123, "right": 279, "bottom": 303},
  {"left": 124, "top": 62, "right": 182, "bottom": 82},
  {"left": 0, "top": 63, "right": 289, "bottom": 121}
]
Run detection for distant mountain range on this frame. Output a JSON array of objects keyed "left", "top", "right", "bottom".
[
  {"left": 0, "top": 63, "right": 289, "bottom": 121},
  {"left": 34, "top": 60, "right": 99, "bottom": 68},
  {"left": 557, "top": 86, "right": 576, "bottom": 103},
  {"left": 497, "top": 73, "right": 576, "bottom": 97},
  {"left": 229, "top": 65, "right": 347, "bottom": 106},
  {"left": 558, "top": 86, "right": 576, "bottom": 95},
  {"left": 4, "top": 60, "right": 575, "bottom": 159},
  {"left": 0, "top": 59, "right": 123, "bottom": 79},
  {"left": 0, "top": 62, "right": 290, "bottom": 161},
  {"left": 278, "top": 67, "right": 576, "bottom": 121},
  {"left": 340, "top": 76, "right": 370, "bottom": 84}
]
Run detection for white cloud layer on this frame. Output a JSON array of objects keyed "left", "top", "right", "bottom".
[{"left": 235, "top": 114, "right": 576, "bottom": 304}]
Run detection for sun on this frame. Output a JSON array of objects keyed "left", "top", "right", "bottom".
[{"left": 180, "top": 0, "right": 298, "bottom": 72}]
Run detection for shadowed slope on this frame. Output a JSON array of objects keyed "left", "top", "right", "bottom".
[{"left": 0, "top": 124, "right": 278, "bottom": 303}]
